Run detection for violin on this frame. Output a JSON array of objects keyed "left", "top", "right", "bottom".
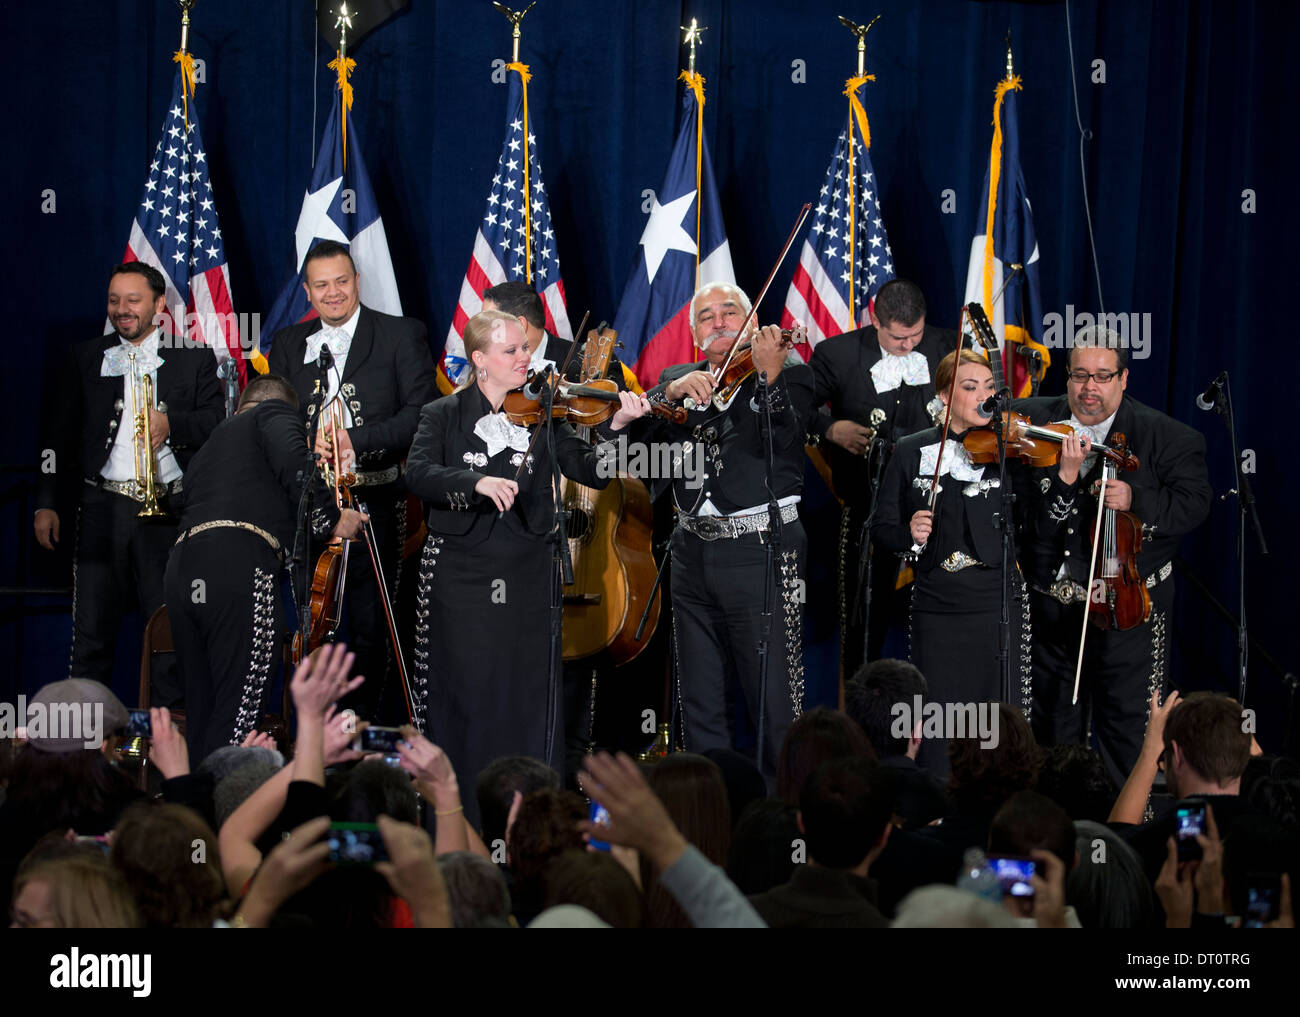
[
  {"left": 962, "top": 411, "right": 1140, "bottom": 472},
  {"left": 502, "top": 371, "right": 688, "bottom": 427},
  {"left": 699, "top": 325, "right": 808, "bottom": 409}
]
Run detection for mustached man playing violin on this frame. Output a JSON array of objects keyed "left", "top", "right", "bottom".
[
  {"left": 644, "top": 282, "right": 816, "bottom": 787},
  {"left": 1014, "top": 329, "right": 1211, "bottom": 791}
]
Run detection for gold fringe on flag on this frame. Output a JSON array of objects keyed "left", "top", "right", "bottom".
[
  {"left": 678, "top": 70, "right": 706, "bottom": 293},
  {"left": 981, "top": 75, "right": 1021, "bottom": 323},
  {"left": 329, "top": 50, "right": 358, "bottom": 169},
  {"left": 508, "top": 62, "right": 534, "bottom": 284},
  {"left": 843, "top": 74, "right": 875, "bottom": 324},
  {"left": 172, "top": 50, "right": 197, "bottom": 128}
]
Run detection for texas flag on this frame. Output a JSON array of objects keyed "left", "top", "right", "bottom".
[
  {"left": 253, "top": 89, "right": 401, "bottom": 372},
  {"left": 613, "top": 73, "right": 733, "bottom": 387}
]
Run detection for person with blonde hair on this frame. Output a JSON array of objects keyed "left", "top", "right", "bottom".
[
  {"left": 404, "top": 310, "right": 649, "bottom": 827},
  {"left": 10, "top": 853, "right": 140, "bottom": 928}
]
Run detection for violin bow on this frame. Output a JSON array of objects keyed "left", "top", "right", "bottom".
[
  {"left": 924, "top": 305, "right": 972, "bottom": 520},
  {"left": 712, "top": 203, "right": 812, "bottom": 383},
  {"left": 1071, "top": 454, "right": 1112, "bottom": 705}
]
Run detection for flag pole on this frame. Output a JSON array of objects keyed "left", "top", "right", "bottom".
[
  {"left": 680, "top": 18, "right": 707, "bottom": 293},
  {"left": 329, "top": 4, "right": 357, "bottom": 169},
  {"left": 173, "top": 1, "right": 199, "bottom": 127},
  {"left": 837, "top": 14, "right": 881, "bottom": 324},
  {"left": 494, "top": 2, "right": 539, "bottom": 283}
]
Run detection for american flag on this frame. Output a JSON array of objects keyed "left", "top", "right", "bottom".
[
  {"left": 118, "top": 64, "right": 244, "bottom": 382},
  {"left": 781, "top": 80, "right": 894, "bottom": 351},
  {"left": 440, "top": 64, "right": 570, "bottom": 390}
]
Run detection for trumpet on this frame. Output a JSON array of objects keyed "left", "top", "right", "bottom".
[{"left": 130, "top": 359, "right": 169, "bottom": 519}]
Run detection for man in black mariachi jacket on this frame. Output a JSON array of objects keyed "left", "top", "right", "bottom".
[
  {"left": 645, "top": 282, "right": 816, "bottom": 783},
  {"left": 807, "top": 279, "right": 954, "bottom": 676},
  {"left": 34, "top": 262, "right": 223, "bottom": 700},
  {"left": 165, "top": 375, "right": 366, "bottom": 761},
  {"left": 1014, "top": 332, "right": 1211, "bottom": 789},
  {"left": 268, "top": 240, "right": 436, "bottom": 716}
]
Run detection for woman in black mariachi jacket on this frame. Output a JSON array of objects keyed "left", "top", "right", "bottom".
[
  {"left": 403, "top": 310, "right": 649, "bottom": 827},
  {"left": 871, "top": 349, "right": 1034, "bottom": 778}
]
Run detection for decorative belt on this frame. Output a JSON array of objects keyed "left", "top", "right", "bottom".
[
  {"left": 1033, "top": 561, "right": 1173, "bottom": 605},
  {"left": 939, "top": 551, "right": 986, "bottom": 573},
  {"left": 90, "top": 477, "right": 182, "bottom": 501},
  {"left": 678, "top": 503, "right": 799, "bottom": 541},
  {"left": 175, "top": 519, "right": 281, "bottom": 553},
  {"left": 352, "top": 466, "right": 400, "bottom": 487}
]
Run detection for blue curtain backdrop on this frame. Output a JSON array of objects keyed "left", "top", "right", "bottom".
[{"left": 4, "top": 0, "right": 1295, "bottom": 749}]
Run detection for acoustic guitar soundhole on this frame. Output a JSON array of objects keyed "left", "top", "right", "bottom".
[{"left": 566, "top": 507, "right": 593, "bottom": 542}]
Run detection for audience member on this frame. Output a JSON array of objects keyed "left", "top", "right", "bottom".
[
  {"left": 642, "top": 753, "right": 732, "bottom": 928},
  {"left": 728, "top": 799, "right": 801, "bottom": 896},
  {"left": 1036, "top": 745, "right": 1118, "bottom": 824},
  {"left": 10, "top": 853, "right": 140, "bottom": 928},
  {"left": 775, "top": 706, "right": 874, "bottom": 807},
  {"left": 438, "top": 851, "right": 512, "bottom": 928},
  {"left": 843, "top": 659, "right": 948, "bottom": 827},
  {"left": 543, "top": 849, "right": 643, "bottom": 928},
  {"left": 749, "top": 758, "right": 893, "bottom": 927}
]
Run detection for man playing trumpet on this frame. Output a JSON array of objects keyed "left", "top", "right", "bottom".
[{"left": 35, "top": 263, "right": 223, "bottom": 700}]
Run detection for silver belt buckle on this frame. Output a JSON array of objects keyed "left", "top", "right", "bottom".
[
  {"left": 1049, "top": 578, "right": 1083, "bottom": 604},
  {"left": 692, "top": 516, "right": 727, "bottom": 541}
]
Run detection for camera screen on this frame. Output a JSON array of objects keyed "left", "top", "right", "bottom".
[
  {"left": 1176, "top": 807, "right": 1206, "bottom": 841},
  {"left": 328, "top": 823, "right": 389, "bottom": 865},
  {"left": 361, "top": 727, "right": 403, "bottom": 752},
  {"left": 990, "top": 856, "right": 1036, "bottom": 897},
  {"left": 125, "top": 710, "right": 152, "bottom": 739}
]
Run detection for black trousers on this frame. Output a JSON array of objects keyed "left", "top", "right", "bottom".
[
  {"left": 166, "top": 529, "right": 283, "bottom": 763},
  {"left": 70, "top": 484, "right": 180, "bottom": 703},
  {"left": 670, "top": 518, "right": 807, "bottom": 783},
  {"left": 1029, "top": 581, "right": 1174, "bottom": 791},
  {"left": 307, "top": 485, "right": 406, "bottom": 721},
  {"left": 840, "top": 502, "right": 910, "bottom": 678}
]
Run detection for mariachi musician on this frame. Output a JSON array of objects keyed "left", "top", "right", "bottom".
[
  {"left": 644, "top": 281, "right": 816, "bottom": 784},
  {"left": 403, "top": 309, "right": 649, "bottom": 827},
  {"left": 1014, "top": 329, "right": 1211, "bottom": 789},
  {"left": 808, "top": 280, "right": 953, "bottom": 677},
  {"left": 871, "top": 349, "right": 1034, "bottom": 778},
  {"left": 268, "top": 240, "right": 436, "bottom": 717},
  {"left": 165, "top": 375, "right": 366, "bottom": 761}
]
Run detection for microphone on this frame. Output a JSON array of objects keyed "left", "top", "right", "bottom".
[
  {"left": 522, "top": 365, "right": 554, "bottom": 401},
  {"left": 317, "top": 345, "right": 335, "bottom": 374},
  {"left": 1196, "top": 371, "right": 1227, "bottom": 412},
  {"left": 1016, "top": 346, "right": 1043, "bottom": 364},
  {"left": 975, "top": 388, "right": 1009, "bottom": 420}
]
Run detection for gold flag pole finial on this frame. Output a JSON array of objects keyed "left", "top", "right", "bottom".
[
  {"left": 177, "top": 0, "right": 196, "bottom": 55},
  {"left": 838, "top": 14, "right": 881, "bottom": 78},
  {"left": 336, "top": 2, "right": 354, "bottom": 61},
  {"left": 681, "top": 18, "right": 706, "bottom": 75},
  {"left": 493, "top": 2, "right": 537, "bottom": 63},
  {"left": 1006, "top": 28, "right": 1015, "bottom": 79}
]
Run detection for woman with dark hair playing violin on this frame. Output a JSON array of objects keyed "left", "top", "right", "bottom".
[
  {"left": 403, "top": 310, "right": 649, "bottom": 827},
  {"left": 871, "top": 349, "right": 1034, "bottom": 779}
]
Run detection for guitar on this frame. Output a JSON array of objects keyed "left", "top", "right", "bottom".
[{"left": 560, "top": 326, "right": 662, "bottom": 664}]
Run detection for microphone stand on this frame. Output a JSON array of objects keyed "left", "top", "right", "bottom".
[
  {"left": 543, "top": 376, "right": 573, "bottom": 766},
  {"left": 857, "top": 389, "right": 906, "bottom": 667},
  {"left": 1209, "top": 373, "right": 1268, "bottom": 703},
  {"left": 754, "top": 370, "right": 782, "bottom": 778},
  {"left": 990, "top": 388, "right": 1015, "bottom": 704},
  {"left": 293, "top": 351, "right": 338, "bottom": 666}
]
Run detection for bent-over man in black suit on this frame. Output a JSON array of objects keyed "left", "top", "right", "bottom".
[
  {"left": 268, "top": 240, "right": 436, "bottom": 717},
  {"left": 165, "top": 375, "right": 366, "bottom": 762},
  {"left": 34, "top": 262, "right": 223, "bottom": 699},
  {"left": 808, "top": 280, "right": 953, "bottom": 676},
  {"left": 1014, "top": 329, "right": 1212, "bottom": 790}
]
